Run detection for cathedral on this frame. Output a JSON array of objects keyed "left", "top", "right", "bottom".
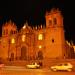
[{"left": 0, "top": 8, "right": 72, "bottom": 61}]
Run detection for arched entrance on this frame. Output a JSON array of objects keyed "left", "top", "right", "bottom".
[
  {"left": 37, "top": 51, "right": 43, "bottom": 60},
  {"left": 21, "top": 46, "right": 27, "bottom": 60},
  {"left": 10, "top": 53, "right": 14, "bottom": 61}
]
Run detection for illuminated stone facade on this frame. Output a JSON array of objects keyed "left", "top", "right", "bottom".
[{"left": 0, "top": 8, "right": 67, "bottom": 60}]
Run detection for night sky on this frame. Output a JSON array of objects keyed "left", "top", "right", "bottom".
[{"left": 0, "top": 0, "right": 75, "bottom": 44}]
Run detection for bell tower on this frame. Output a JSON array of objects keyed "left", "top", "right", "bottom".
[
  {"left": 45, "top": 8, "right": 65, "bottom": 59},
  {"left": 45, "top": 8, "right": 63, "bottom": 28},
  {"left": 2, "top": 20, "right": 18, "bottom": 60}
]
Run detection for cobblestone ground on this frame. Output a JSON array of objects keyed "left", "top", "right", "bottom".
[
  {"left": 0, "top": 69, "right": 75, "bottom": 75},
  {"left": 0, "top": 59, "right": 75, "bottom": 75}
]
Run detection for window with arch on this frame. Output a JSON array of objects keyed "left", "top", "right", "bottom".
[
  {"left": 38, "top": 34, "right": 43, "bottom": 40},
  {"left": 22, "top": 35, "right": 26, "bottom": 42},
  {"left": 11, "top": 38, "right": 15, "bottom": 44},
  {"left": 14, "top": 31, "right": 16, "bottom": 34},
  {"left": 53, "top": 18, "right": 57, "bottom": 25},
  {"left": 49, "top": 20, "right": 52, "bottom": 25},
  {"left": 10, "top": 30, "right": 13, "bottom": 34}
]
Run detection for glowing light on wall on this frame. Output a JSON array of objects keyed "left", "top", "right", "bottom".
[
  {"left": 22, "top": 35, "right": 26, "bottom": 42},
  {"left": 38, "top": 34, "right": 43, "bottom": 40},
  {"left": 39, "top": 45, "right": 42, "bottom": 49},
  {"left": 11, "top": 38, "right": 15, "bottom": 44}
]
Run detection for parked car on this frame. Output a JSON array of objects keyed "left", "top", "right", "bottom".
[
  {"left": 26, "top": 62, "right": 40, "bottom": 69},
  {"left": 50, "top": 63, "right": 73, "bottom": 71}
]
